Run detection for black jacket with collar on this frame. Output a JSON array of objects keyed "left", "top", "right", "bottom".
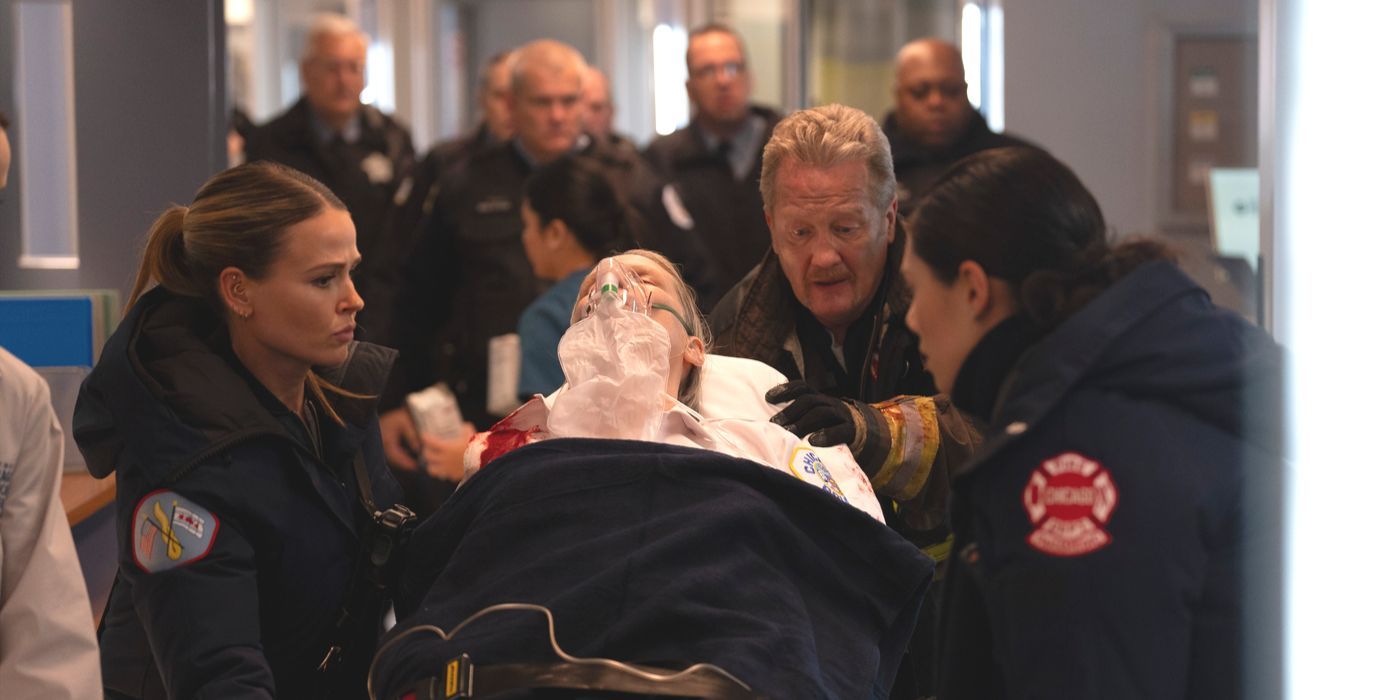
[
  {"left": 74, "top": 287, "right": 402, "bottom": 699},
  {"left": 935, "top": 261, "right": 1284, "bottom": 699},
  {"left": 882, "top": 109, "right": 1037, "bottom": 214},
  {"left": 368, "top": 123, "right": 500, "bottom": 348},
  {"left": 643, "top": 105, "right": 783, "bottom": 310}
]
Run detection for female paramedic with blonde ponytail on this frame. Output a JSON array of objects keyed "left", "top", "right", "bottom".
[
  {"left": 900, "top": 146, "right": 1284, "bottom": 699},
  {"left": 73, "top": 161, "right": 409, "bottom": 699}
]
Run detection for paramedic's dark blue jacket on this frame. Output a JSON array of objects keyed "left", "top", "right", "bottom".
[
  {"left": 379, "top": 439, "right": 936, "bottom": 699},
  {"left": 935, "top": 261, "right": 1284, "bottom": 699},
  {"left": 73, "top": 288, "right": 402, "bottom": 699}
]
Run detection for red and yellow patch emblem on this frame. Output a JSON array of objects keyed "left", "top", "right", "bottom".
[
  {"left": 1022, "top": 452, "right": 1118, "bottom": 557},
  {"left": 132, "top": 489, "right": 219, "bottom": 573}
]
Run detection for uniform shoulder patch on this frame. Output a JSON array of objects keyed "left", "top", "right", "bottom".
[
  {"left": 1021, "top": 452, "right": 1117, "bottom": 557},
  {"left": 131, "top": 489, "right": 220, "bottom": 573},
  {"left": 787, "top": 447, "right": 850, "bottom": 505}
]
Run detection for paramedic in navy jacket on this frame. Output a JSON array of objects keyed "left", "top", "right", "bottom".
[
  {"left": 898, "top": 147, "right": 1283, "bottom": 698},
  {"left": 74, "top": 162, "right": 403, "bottom": 699}
]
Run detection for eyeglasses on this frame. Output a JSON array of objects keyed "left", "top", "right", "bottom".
[
  {"left": 650, "top": 301, "right": 696, "bottom": 336},
  {"left": 309, "top": 58, "right": 365, "bottom": 77},
  {"left": 691, "top": 61, "right": 745, "bottom": 81},
  {"left": 903, "top": 80, "right": 966, "bottom": 101},
  {"left": 576, "top": 293, "right": 696, "bottom": 337}
]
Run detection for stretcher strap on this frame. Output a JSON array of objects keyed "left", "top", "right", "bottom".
[{"left": 371, "top": 603, "right": 756, "bottom": 699}]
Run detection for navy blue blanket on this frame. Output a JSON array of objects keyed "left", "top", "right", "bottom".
[{"left": 375, "top": 439, "right": 935, "bottom": 699}]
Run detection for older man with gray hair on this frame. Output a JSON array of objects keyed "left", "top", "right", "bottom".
[{"left": 710, "top": 103, "right": 977, "bottom": 699}]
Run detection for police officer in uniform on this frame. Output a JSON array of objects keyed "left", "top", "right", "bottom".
[
  {"left": 245, "top": 14, "right": 415, "bottom": 342},
  {"left": 899, "top": 147, "right": 1283, "bottom": 698},
  {"left": 74, "top": 162, "right": 408, "bottom": 699},
  {"left": 643, "top": 24, "right": 783, "bottom": 310},
  {"left": 376, "top": 49, "right": 517, "bottom": 335}
]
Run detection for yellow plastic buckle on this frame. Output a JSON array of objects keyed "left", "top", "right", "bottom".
[{"left": 442, "top": 653, "right": 474, "bottom": 698}]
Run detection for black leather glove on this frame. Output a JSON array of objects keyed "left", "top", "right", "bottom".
[{"left": 767, "top": 381, "right": 880, "bottom": 451}]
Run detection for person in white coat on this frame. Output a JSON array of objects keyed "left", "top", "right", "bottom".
[
  {"left": 0, "top": 346, "right": 102, "bottom": 697},
  {"left": 0, "top": 112, "right": 101, "bottom": 699}
]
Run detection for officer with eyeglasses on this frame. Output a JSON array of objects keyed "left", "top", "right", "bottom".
[
  {"left": 642, "top": 23, "right": 784, "bottom": 311},
  {"left": 883, "top": 37, "right": 1040, "bottom": 213}
]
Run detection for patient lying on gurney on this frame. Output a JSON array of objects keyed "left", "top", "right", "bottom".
[
  {"left": 463, "top": 251, "right": 883, "bottom": 522},
  {"left": 373, "top": 252, "right": 933, "bottom": 699}
]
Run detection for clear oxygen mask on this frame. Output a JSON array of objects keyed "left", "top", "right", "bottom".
[
  {"left": 572, "top": 256, "right": 695, "bottom": 335},
  {"left": 573, "top": 257, "right": 650, "bottom": 323},
  {"left": 551, "top": 257, "right": 673, "bottom": 441}
]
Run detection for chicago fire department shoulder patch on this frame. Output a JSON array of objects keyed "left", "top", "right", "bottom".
[
  {"left": 1022, "top": 452, "right": 1118, "bottom": 557},
  {"left": 131, "top": 489, "right": 220, "bottom": 573},
  {"left": 787, "top": 447, "right": 850, "bottom": 505}
]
